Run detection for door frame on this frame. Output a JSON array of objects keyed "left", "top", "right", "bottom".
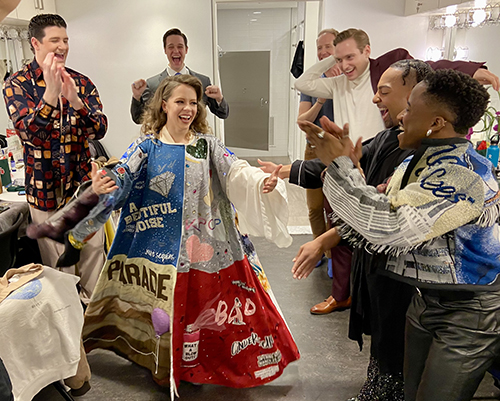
[{"left": 211, "top": 0, "right": 322, "bottom": 161}]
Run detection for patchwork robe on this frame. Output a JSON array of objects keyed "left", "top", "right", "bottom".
[{"left": 79, "top": 134, "right": 299, "bottom": 396}]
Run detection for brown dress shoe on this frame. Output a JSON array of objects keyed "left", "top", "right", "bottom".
[{"left": 310, "top": 296, "right": 352, "bottom": 315}]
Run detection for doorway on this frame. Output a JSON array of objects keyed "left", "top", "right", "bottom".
[
  {"left": 215, "top": 2, "right": 299, "bottom": 159},
  {"left": 219, "top": 50, "right": 270, "bottom": 151}
]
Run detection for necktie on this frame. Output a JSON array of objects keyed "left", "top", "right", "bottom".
[{"left": 175, "top": 72, "right": 181, "bottom": 76}]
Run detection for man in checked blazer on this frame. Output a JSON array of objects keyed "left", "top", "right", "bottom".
[{"left": 130, "top": 28, "right": 229, "bottom": 124}]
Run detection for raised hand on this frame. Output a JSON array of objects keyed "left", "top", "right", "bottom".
[
  {"left": 297, "top": 117, "right": 352, "bottom": 166},
  {"left": 205, "top": 85, "right": 223, "bottom": 103},
  {"left": 262, "top": 163, "right": 283, "bottom": 194},
  {"left": 473, "top": 68, "right": 500, "bottom": 91},
  {"left": 132, "top": 79, "right": 147, "bottom": 100}
]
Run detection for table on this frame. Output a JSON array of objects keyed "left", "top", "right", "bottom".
[{"left": 0, "top": 167, "right": 25, "bottom": 201}]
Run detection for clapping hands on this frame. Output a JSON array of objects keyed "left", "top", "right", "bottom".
[
  {"left": 41, "top": 52, "right": 83, "bottom": 109},
  {"left": 298, "top": 116, "right": 363, "bottom": 167}
]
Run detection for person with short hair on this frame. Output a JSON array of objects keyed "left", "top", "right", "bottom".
[
  {"left": 130, "top": 27, "right": 229, "bottom": 124},
  {"left": 295, "top": 27, "right": 498, "bottom": 145},
  {"left": 304, "top": 68, "right": 500, "bottom": 401},
  {"left": 3, "top": 14, "right": 108, "bottom": 305}
]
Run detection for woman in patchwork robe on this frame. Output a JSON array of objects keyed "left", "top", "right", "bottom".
[{"left": 32, "top": 74, "right": 299, "bottom": 397}]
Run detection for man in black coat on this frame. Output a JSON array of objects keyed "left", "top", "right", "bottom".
[{"left": 261, "top": 59, "right": 433, "bottom": 401}]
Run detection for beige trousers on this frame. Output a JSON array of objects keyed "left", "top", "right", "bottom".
[
  {"left": 64, "top": 340, "right": 91, "bottom": 389},
  {"left": 30, "top": 207, "right": 106, "bottom": 304},
  {"left": 304, "top": 145, "right": 329, "bottom": 255}
]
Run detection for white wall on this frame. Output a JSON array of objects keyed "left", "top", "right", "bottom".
[
  {"left": 322, "top": 0, "right": 430, "bottom": 60},
  {"left": 455, "top": 24, "right": 500, "bottom": 80},
  {"left": 455, "top": 24, "right": 500, "bottom": 142},
  {"left": 55, "top": 0, "right": 215, "bottom": 159},
  {"left": 321, "top": 0, "right": 500, "bottom": 74}
]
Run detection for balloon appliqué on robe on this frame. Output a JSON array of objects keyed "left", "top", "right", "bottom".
[{"left": 152, "top": 307, "right": 171, "bottom": 373}]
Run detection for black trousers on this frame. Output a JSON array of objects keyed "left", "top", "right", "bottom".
[
  {"left": 405, "top": 289, "right": 500, "bottom": 401},
  {"left": 349, "top": 248, "right": 414, "bottom": 376},
  {"left": 366, "top": 271, "right": 414, "bottom": 375}
]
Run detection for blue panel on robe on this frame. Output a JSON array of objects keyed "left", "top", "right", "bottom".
[{"left": 108, "top": 144, "right": 185, "bottom": 267}]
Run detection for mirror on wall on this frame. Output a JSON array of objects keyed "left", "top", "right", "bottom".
[
  {"left": 0, "top": 25, "right": 30, "bottom": 84},
  {"left": 0, "top": 24, "right": 31, "bottom": 134}
]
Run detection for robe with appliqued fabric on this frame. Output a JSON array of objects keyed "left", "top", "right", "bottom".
[{"left": 80, "top": 133, "right": 299, "bottom": 396}]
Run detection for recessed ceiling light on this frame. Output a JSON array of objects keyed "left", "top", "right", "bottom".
[{"left": 253, "top": 11, "right": 262, "bottom": 14}]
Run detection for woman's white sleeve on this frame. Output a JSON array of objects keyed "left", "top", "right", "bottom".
[{"left": 227, "top": 159, "right": 292, "bottom": 248}]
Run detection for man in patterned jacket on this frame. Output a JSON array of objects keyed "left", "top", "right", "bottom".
[{"left": 3, "top": 13, "right": 108, "bottom": 304}]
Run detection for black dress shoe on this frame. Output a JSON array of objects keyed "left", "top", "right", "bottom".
[{"left": 70, "top": 381, "right": 91, "bottom": 397}]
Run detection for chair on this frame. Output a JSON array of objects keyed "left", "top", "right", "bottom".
[{"left": 0, "top": 212, "right": 23, "bottom": 276}]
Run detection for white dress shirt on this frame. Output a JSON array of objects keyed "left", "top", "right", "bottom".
[{"left": 295, "top": 56, "right": 385, "bottom": 144}]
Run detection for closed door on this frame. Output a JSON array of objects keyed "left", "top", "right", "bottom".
[{"left": 219, "top": 51, "right": 270, "bottom": 151}]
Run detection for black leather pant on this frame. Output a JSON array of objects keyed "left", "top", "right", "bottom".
[{"left": 405, "top": 289, "right": 500, "bottom": 401}]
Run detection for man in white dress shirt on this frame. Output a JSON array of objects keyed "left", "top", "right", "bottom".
[{"left": 294, "top": 28, "right": 498, "bottom": 145}]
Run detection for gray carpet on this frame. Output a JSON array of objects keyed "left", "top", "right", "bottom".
[{"left": 33, "top": 235, "right": 500, "bottom": 400}]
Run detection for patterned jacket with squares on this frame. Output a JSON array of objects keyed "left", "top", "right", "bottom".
[{"left": 3, "top": 59, "right": 107, "bottom": 211}]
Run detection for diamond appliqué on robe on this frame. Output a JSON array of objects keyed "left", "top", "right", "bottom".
[{"left": 149, "top": 171, "right": 176, "bottom": 198}]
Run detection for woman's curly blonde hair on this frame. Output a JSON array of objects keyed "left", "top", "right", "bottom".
[{"left": 141, "top": 74, "right": 211, "bottom": 137}]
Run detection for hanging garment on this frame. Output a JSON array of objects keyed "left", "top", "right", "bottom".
[{"left": 290, "top": 40, "right": 304, "bottom": 78}]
